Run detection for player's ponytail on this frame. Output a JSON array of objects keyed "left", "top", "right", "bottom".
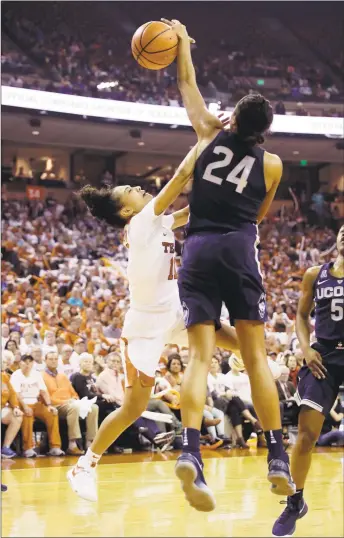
[
  {"left": 79, "top": 185, "right": 127, "bottom": 228},
  {"left": 234, "top": 94, "right": 273, "bottom": 146}
]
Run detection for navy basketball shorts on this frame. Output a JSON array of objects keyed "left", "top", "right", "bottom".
[
  {"left": 295, "top": 341, "right": 344, "bottom": 416},
  {"left": 178, "top": 226, "right": 267, "bottom": 329}
]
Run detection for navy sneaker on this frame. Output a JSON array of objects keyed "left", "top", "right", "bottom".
[
  {"left": 1, "top": 484, "right": 8, "bottom": 492},
  {"left": 272, "top": 497, "right": 308, "bottom": 536},
  {"left": 175, "top": 453, "right": 216, "bottom": 512},
  {"left": 1, "top": 447, "right": 16, "bottom": 459},
  {"left": 268, "top": 458, "right": 296, "bottom": 496}
]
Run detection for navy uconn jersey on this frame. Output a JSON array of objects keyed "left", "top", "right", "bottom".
[
  {"left": 187, "top": 131, "right": 266, "bottom": 234},
  {"left": 313, "top": 262, "right": 344, "bottom": 341}
]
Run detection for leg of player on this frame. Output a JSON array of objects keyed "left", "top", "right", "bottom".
[
  {"left": 175, "top": 321, "right": 217, "bottom": 512},
  {"left": 235, "top": 320, "right": 296, "bottom": 496},
  {"left": 67, "top": 378, "right": 152, "bottom": 502},
  {"left": 272, "top": 407, "right": 324, "bottom": 537}
]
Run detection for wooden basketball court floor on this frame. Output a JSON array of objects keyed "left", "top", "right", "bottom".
[{"left": 2, "top": 447, "right": 343, "bottom": 537}]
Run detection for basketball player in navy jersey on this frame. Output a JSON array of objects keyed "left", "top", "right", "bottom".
[
  {"left": 273, "top": 225, "right": 344, "bottom": 536},
  {"left": 161, "top": 18, "right": 295, "bottom": 512}
]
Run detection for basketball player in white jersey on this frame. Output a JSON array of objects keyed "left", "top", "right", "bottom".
[{"left": 67, "top": 144, "right": 242, "bottom": 501}]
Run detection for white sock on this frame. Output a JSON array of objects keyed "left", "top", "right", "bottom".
[{"left": 84, "top": 448, "right": 101, "bottom": 467}]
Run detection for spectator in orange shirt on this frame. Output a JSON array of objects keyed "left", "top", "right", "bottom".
[
  {"left": 65, "top": 318, "right": 83, "bottom": 347},
  {"left": 43, "top": 352, "right": 99, "bottom": 455},
  {"left": 87, "top": 327, "right": 110, "bottom": 355},
  {"left": 38, "top": 299, "right": 52, "bottom": 325},
  {"left": 10, "top": 355, "right": 64, "bottom": 458},
  {"left": 60, "top": 307, "right": 72, "bottom": 330},
  {"left": 1, "top": 365, "right": 23, "bottom": 458}
]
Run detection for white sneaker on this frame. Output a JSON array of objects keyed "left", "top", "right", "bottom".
[
  {"left": 67, "top": 456, "right": 97, "bottom": 502},
  {"left": 47, "top": 448, "right": 65, "bottom": 457},
  {"left": 23, "top": 449, "right": 37, "bottom": 458}
]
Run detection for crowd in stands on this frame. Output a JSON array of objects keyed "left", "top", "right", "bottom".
[
  {"left": 1, "top": 194, "right": 343, "bottom": 459},
  {"left": 1, "top": 3, "right": 343, "bottom": 117}
]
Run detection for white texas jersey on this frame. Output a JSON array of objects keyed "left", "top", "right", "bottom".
[{"left": 125, "top": 199, "right": 180, "bottom": 312}]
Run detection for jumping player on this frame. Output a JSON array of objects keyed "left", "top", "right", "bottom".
[
  {"left": 161, "top": 18, "right": 295, "bottom": 511},
  {"left": 273, "top": 225, "right": 344, "bottom": 537},
  {"left": 67, "top": 145, "right": 242, "bottom": 501}
]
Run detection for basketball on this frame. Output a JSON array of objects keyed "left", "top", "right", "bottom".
[{"left": 131, "top": 21, "right": 178, "bottom": 70}]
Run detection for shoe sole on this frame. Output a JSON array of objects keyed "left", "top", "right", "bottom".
[
  {"left": 154, "top": 433, "right": 175, "bottom": 445},
  {"left": 268, "top": 472, "right": 296, "bottom": 496},
  {"left": 160, "top": 442, "right": 173, "bottom": 453},
  {"left": 1, "top": 454, "right": 15, "bottom": 459},
  {"left": 175, "top": 461, "right": 216, "bottom": 512},
  {"left": 66, "top": 469, "right": 97, "bottom": 502}
]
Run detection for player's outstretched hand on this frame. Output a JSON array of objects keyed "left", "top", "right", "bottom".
[
  {"left": 304, "top": 347, "right": 327, "bottom": 380},
  {"left": 160, "top": 18, "right": 195, "bottom": 44}
]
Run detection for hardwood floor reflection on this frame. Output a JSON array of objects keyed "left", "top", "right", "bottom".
[{"left": 2, "top": 448, "right": 343, "bottom": 537}]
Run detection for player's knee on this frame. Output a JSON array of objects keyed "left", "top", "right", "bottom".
[
  {"left": 188, "top": 346, "right": 212, "bottom": 364},
  {"left": 298, "top": 425, "right": 319, "bottom": 452}
]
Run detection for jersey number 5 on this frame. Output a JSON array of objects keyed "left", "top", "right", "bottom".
[
  {"left": 331, "top": 298, "right": 344, "bottom": 321},
  {"left": 203, "top": 145, "right": 255, "bottom": 193}
]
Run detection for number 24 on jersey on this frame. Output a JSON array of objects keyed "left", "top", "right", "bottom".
[{"left": 203, "top": 145, "right": 255, "bottom": 193}]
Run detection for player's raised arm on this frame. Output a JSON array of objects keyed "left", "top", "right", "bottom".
[
  {"left": 296, "top": 266, "right": 327, "bottom": 379},
  {"left": 161, "top": 19, "right": 222, "bottom": 138},
  {"left": 153, "top": 144, "right": 199, "bottom": 217},
  {"left": 171, "top": 205, "right": 190, "bottom": 230},
  {"left": 257, "top": 152, "right": 283, "bottom": 224}
]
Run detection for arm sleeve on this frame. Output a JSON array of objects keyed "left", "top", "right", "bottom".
[{"left": 129, "top": 199, "right": 172, "bottom": 244}]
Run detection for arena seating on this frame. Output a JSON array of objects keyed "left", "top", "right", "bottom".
[
  {"left": 1, "top": 192, "right": 342, "bottom": 457},
  {"left": 1, "top": 2, "right": 343, "bottom": 113}
]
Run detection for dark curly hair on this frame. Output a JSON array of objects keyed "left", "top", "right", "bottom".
[
  {"left": 233, "top": 93, "right": 273, "bottom": 145},
  {"left": 21, "top": 354, "right": 34, "bottom": 361},
  {"left": 5, "top": 339, "right": 18, "bottom": 351},
  {"left": 79, "top": 185, "right": 127, "bottom": 228},
  {"left": 167, "top": 353, "right": 184, "bottom": 372}
]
